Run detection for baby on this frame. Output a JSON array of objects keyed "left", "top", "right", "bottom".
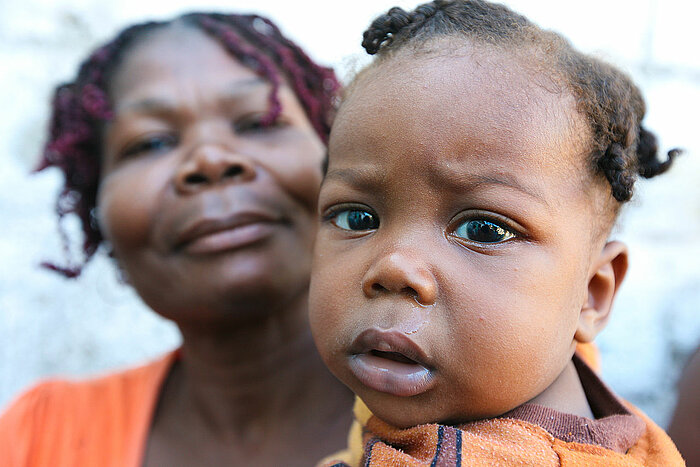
[{"left": 310, "top": 0, "right": 684, "bottom": 465}]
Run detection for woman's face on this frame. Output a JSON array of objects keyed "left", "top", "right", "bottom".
[{"left": 97, "top": 25, "right": 325, "bottom": 325}]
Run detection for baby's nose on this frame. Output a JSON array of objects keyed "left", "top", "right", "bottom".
[{"left": 362, "top": 251, "right": 438, "bottom": 306}]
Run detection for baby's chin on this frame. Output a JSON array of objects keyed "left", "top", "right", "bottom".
[{"left": 357, "top": 390, "right": 514, "bottom": 429}]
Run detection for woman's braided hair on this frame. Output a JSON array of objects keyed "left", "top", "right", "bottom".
[
  {"left": 37, "top": 12, "right": 340, "bottom": 277},
  {"left": 361, "top": 0, "right": 679, "bottom": 208}
]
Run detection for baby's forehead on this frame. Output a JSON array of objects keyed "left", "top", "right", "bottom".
[
  {"left": 362, "top": 43, "right": 569, "bottom": 112},
  {"left": 329, "top": 44, "right": 608, "bottom": 216},
  {"left": 340, "top": 49, "right": 585, "bottom": 164}
]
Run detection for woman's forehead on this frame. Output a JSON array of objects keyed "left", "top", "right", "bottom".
[{"left": 109, "top": 25, "right": 255, "bottom": 96}]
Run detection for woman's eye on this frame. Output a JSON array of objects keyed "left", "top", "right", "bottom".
[
  {"left": 122, "top": 134, "right": 177, "bottom": 158},
  {"left": 234, "top": 114, "right": 287, "bottom": 134},
  {"left": 454, "top": 219, "right": 515, "bottom": 244},
  {"left": 331, "top": 209, "right": 379, "bottom": 231}
]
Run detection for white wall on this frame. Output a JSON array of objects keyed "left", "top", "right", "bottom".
[{"left": 1, "top": 0, "right": 698, "bottom": 428}]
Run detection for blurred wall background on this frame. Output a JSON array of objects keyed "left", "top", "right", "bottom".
[{"left": 0, "top": 0, "right": 698, "bottom": 428}]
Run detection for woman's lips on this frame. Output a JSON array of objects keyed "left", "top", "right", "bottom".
[
  {"left": 176, "top": 212, "right": 282, "bottom": 254},
  {"left": 348, "top": 328, "right": 435, "bottom": 397}
]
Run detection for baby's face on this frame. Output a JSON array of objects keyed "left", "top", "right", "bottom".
[{"left": 310, "top": 46, "right": 604, "bottom": 427}]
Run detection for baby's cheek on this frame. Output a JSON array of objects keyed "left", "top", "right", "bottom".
[
  {"left": 309, "top": 250, "right": 353, "bottom": 348},
  {"left": 309, "top": 263, "right": 339, "bottom": 319}
]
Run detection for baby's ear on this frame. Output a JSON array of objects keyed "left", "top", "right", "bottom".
[{"left": 575, "top": 241, "right": 628, "bottom": 343}]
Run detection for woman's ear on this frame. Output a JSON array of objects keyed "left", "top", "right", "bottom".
[{"left": 575, "top": 241, "right": 628, "bottom": 343}]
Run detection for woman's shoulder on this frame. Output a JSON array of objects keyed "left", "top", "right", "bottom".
[
  {"left": 1, "top": 349, "right": 177, "bottom": 417},
  {"left": 1, "top": 377, "right": 75, "bottom": 424},
  {"left": 0, "top": 350, "right": 178, "bottom": 467}
]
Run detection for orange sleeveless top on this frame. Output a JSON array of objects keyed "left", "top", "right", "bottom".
[{"left": 0, "top": 351, "right": 176, "bottom": 467}]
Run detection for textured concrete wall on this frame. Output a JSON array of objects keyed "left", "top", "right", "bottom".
[{"left": 1, "top": 0, "right": 698, "bottom": 428}]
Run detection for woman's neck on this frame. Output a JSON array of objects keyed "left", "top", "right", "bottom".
[
  {"left": 180, "top": 318, "right": 333, "bottom": 424},
  {"left": 145, "top": 293, "right": 353, "bottom": 464}
]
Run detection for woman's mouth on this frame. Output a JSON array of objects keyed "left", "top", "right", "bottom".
[
  {"left": 348, "top": 328, "right": 435, "bottom": 397},
  {"left": 176, "top": 211, "right": 282, "bottom": 254}
]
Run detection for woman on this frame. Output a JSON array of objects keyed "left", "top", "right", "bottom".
[{"left": 0, "top": 12, "right": 352, "bottom": 466}]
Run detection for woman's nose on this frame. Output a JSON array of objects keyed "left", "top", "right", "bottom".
[
  {"left": 361, "top": 251, "right": 438, "bottom": 306},
  {"left": 174, "top": 144, "right": 256, "bottom": 194}
]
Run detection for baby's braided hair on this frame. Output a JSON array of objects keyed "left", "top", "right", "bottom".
[
  {"left": 37, "top": 12, "right": 340, "bottom": 277},
  {"left": 361, "top": 0, "right": 679, "bottom": 207}
]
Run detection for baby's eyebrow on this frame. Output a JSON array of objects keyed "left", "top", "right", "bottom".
[
  {"left": 325, "top": 165, "right": 549, "bottom": 207},
  {"left": 430, "top": 166, "right": 549, "bottom": 206},
  {"left": 323, "top": 166, "right": 385, "bottom": 190}
]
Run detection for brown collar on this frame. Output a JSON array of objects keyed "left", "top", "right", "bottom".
[{"left": 497, "top": 354, "right": 645, "bottom": 453}]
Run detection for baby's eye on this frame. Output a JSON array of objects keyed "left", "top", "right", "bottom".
[
  {"left": 454, "top": 219, "right": 515, "bottom": 244},
  {"left": 331, "top": 209, "right": 379, "bottom": 231},
  {"left": 122, "top": 134, "right": 177, "bottom": 158}
]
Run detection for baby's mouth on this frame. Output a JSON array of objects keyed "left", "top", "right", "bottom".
[
  {"left": 348, "top": 329, "right": 435, "bottom": 397},
  {"left": 370, "top": 349, "right": 417, "bottom": 364}
]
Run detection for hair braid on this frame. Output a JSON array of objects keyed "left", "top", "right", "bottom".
[
  {"left": 362, "top": 2, "right": 452, "bottom": 55},
  {"left": 221, "top": 14, "right": 339, "bottom": 140},
  {"left": 37, "top": 21, "right": 166, "bottom": 277},
  {"left": 597, "top": 144, "right": 635, "bottom": 202},
  {"left": 359, "top": 0, "right": 680, "bottom": 210},
  {"left": 196, "top": 15, "right": 284, "bottom": 126},
  {"left": 362, "top": 7, "right": 414, "bottom": 54},
  {"left": 568, "top": 55, "right": 682, "bottom": 202},
  {"left": 636, "top": 126, "right": 679, "bottom": 179}
]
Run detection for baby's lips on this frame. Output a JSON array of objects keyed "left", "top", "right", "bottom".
[
  {"left": 348, "top": 351, "right": 435, "bottom": 397},
  {"left": 349, "top": 327, "right": 431, "bottom": 366},
  {"left": 347, "top": 327, "right": 437, "bottom": 396}
]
